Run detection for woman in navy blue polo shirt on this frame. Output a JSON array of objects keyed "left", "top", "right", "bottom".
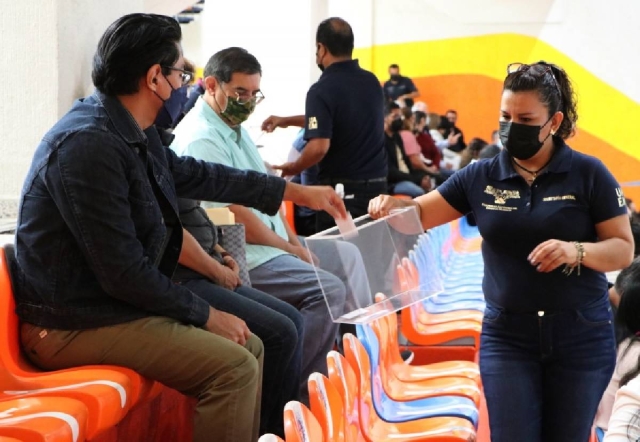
[{"left": 369, "top": 61, "right": 634, "bottom": 442}]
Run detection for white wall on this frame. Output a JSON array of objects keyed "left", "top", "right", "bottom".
[
  {"left": 0, "top": 0, "right": 197, "bottom": 219},
  {"left": 0, "top": 0, "right": 59, "bottom": 218},
  {"left": 363, "top": 0, "right": 640, "bottom": 103}
]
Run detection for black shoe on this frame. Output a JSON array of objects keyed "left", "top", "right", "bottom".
[{"left": 400, "top": 350, "right": 414, "bottom": 365}]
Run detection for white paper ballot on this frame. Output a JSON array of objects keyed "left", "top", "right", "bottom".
[{"left": 335, "top": 212, "right": 358, "bottom": 239}]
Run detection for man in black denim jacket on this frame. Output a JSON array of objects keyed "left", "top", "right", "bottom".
[{"left": 13, "top": 13, "right": 345, "bottom": 442}]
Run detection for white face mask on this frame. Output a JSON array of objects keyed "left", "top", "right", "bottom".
[{"left": 425, "top": 115, "right": 431, "bottom": 126}]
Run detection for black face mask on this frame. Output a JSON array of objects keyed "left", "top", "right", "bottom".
[
  {"left": 390, "top": 74, "right": 400, "bottom": 81},
  {"left": 390, "top": 118, "right": 403, "bottom": 132},
  {"left": 499, "top": 118, "right": 553, "bottom": 160},
  {"left": 317, "top": 63, "right": 325, "bottom": 72}
]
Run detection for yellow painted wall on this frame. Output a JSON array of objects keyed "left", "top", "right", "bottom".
[{"left": 355, "top": 33, "right": 640, "bottom": 201}]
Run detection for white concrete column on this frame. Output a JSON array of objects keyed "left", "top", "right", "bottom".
[
  {"left": 0, "top": 0, "right": 60, "bottom": 218},
  {"left": 0, "top": 0, "right": 195, "bottom": 220}
]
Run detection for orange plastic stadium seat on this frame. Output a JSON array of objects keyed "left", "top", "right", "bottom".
[
  {"left": 309, "top": 372, "right": 345, "bottom": 442},
  {"left": 283, "top": 401, "right": 323, "bottom": 442},
  {"left": 373, "top": 315, "right": 480, "bottom": 385},
  {"left": 401, "top": 303, "right": 482, "bottom": 349},
  {"left": 326, "top": 351, "right": 366, "bottom": 442},
  {"left": 281, "top": 201, "right": 296, "bottom": 234},
  {"left": 344, "top": 331, "right": 481, "bottom": 406},
  {"left": 328, "top": 347, "right": 476, "bottom": 442},
  {"left": 0, "top": 397, "right": 88, "bottom": 442},
  {"left": 257, "top": 434, "right": 285, "bottom": 442},
  {"left": 0, "top": 246, "right": 147, "bottom": 438}
]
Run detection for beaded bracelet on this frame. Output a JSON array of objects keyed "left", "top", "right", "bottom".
[{"left": 562, "top": 241, "right": 586, "bottom": 276}]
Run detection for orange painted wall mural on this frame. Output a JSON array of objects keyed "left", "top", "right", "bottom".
[{"left": 355, "top": 33, "right": 640, "bottom": 202}]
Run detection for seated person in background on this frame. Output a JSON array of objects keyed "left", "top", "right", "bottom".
[
  {"left": 183, "top": 77, "right": 205, "bottom": 115},
  {"left": 384, "top": 108, "right": 431, "bottom": 198},
  {"left": 598, "top": 280, "right": 640, "bottom": 439},
  {"left": 609, "top": 221, "right": 640, "bottom": 309},
  {"left": 398, "top": 108, "right": 438, "bottom": 175},
  {"left": 288, "top": 129, "right": 319, "bottom": 236},
  {"left": 445, "top": 109, "right": 466, "bottom": 150},
  {"left": 479, "top": 143, "right": 502, "bottom": 160},
  {"left": 413, "top": 110, "right": 441, "bottom": 170},
  {"left": 170, "top": 47, "right": 371, "bottom": 401},
  {"left": 459, "top": 137, "right": 489, "bottom": 169},
  {"left": 412, "top": 100, "right": 428, "bottom": 113},
  {"left": 603, "top": 375, "right": 640, "bottom": 441},
  {"left": 154, "top": 83, "right": 305, "bottom": 437},
  {"left": 436, "top": 117, "right": 471, "bottom": 176}
]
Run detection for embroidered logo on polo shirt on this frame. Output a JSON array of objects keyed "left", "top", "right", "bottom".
[
  {"left": 616, "top": 188, "right": 625, "bottom": 207},
  {"left": 543, "top": 195, "right": 576, "bottom": 202},
  {"left": 308, "top": 116, "right": 318, "bottom": 130},
  {"left": 484, "top": 186, "right": 520, "bottom": 205}
]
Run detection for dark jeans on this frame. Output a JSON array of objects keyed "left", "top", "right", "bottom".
[
  {"left": 181, "top": 279, "right": 304, "bottom": 437},
  {"left": 315, "top": 181, "right": 387, "bottom": 232},
  {"left": 479, "top": 294, "right": 616, "bottom": 442}
]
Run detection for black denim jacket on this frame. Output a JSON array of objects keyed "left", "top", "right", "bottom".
[{"left": 13, "top": 91, "right": 285, "bottom": 330}]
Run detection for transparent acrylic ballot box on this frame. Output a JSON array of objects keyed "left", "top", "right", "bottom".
[{"left": 305, "top": 207, "right": 443, "bottom": 324}]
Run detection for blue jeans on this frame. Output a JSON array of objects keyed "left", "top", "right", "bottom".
[
  {"left": 180, "top": 280, "right": 303, "bottom": 437},
  {"left": 250, "top": 238, "right": 355, "bottom": 402},
  {"left": 391, "top": 181, "right": 425, "bottom": 198},
  {"left": 480, "top": 294, "right": 616, "bottom": 442}
]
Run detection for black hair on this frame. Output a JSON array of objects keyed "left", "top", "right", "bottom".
[
  {"left": 204, "top": 47, "right": 261, "bottom": 83},
  {"left": 503, "top": 60, "right": 578, "bottom": 139},
  {"left": 384, "top": 102, "right": 401, "bottom": 116},
  {"left": 617, "top": 282, "right": 640, "bottom": 387},
  {"left": 633, "top": 220, "right": 640, "bottom": 257},
  {"left": 92, "top": 13, "right": 181, "bottom": 96},
  {"left": 615, "top": 257, "right": 640, "bottom": 301},
  {"left": 468, "top": 137, "right": 488, "bottom": 152},
  {"left": 389, "top": 64, "right": 399, "bottom": 70},
  {"left": 437, "top": 116, "right": 453, "bottom": 131},
  {"left": 414, "top": 110, "right": 427, "bottom": 124},
  {"left": 316, "top": 17, "right": 354, "bottom": 57}
]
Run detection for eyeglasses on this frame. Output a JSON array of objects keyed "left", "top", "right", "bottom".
[
  {"left": 223, "top": 85, "right": 266, "bottom": 105},
  {"left": 506, "top": 62, "right": 562, "bottom": 97},
  {"left": 162, "top": 66, "right": 193, "bottom": 86}
]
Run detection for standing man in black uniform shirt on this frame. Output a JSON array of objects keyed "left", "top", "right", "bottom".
[
  {"left": 262, "top": 17, "right": 388, "bottom": 232},
  {"left": 383, "top": 64, "right": 419, "bottom": 109}
]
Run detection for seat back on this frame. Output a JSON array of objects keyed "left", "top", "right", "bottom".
[
  {"left": 383, "top": 310, "right": 407, "bottom": 367},
  {"left": 281, "top": 201, "right": 296, "bottom": 234},
  {"left": 309, "top": 372, "right": 345, "bottom": 442},
  {"left": 342, "top": 333, "right": 379, "bottom": 441},
  {"left": 283, "top": 401, "right": 323, "bottom": 442},
  {"left": 0, "top": 245, "right": 24, "bottom": 375},
  {"left": 326, "top": 351, "right": 365, "bottom": 442}
]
